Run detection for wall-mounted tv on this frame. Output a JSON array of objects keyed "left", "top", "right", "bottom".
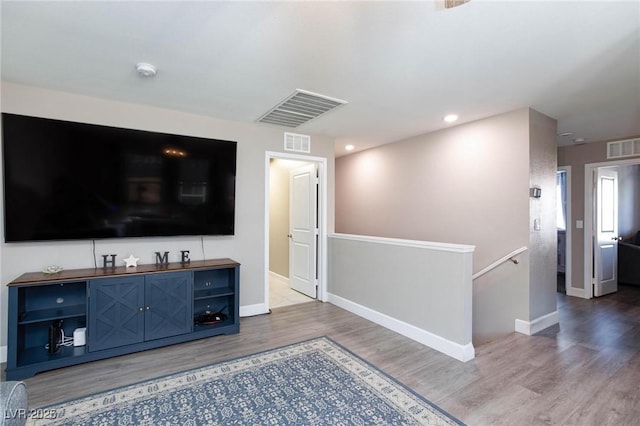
[{"left": 2, "top": 113, "right": 237, "bottom": 242}]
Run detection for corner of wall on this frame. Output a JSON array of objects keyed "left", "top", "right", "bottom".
[
  {"left": 515, "top": 310, "right": 559, "bottom": 335},
  {"left": 239, "top": 303, "right": 270, "bottom": 317},
  {"left": 528, "top": 108, "right": 558, "bottom": 321}
]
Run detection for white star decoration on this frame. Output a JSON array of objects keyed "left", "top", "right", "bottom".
[{"left": 123, "top": 254, "right": 140, "bottom": 267}]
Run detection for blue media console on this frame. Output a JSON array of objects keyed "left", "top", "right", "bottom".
[{"left": 5, "top": 258, "right": 240, "bottom": 380}]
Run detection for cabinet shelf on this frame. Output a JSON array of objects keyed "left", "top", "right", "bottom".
[
  {"left": 17, "top": 345, "right": 88, "bottom": 367},
  {"left": 193, "top": 318, "right": 235, "bottom": 332},
  {"left": 18, "top": 304, "right": 87, "bottom": 325},
  {"left": 193, "top": 288, "right": 234, "bottom": 300}
]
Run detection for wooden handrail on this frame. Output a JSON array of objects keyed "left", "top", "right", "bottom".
[{"left": 472, "top": 246, "right": 528, "bottom": 281}]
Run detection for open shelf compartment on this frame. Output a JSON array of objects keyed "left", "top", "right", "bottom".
[
  {"left": 193, "top": 269, "right": 234, "bottom": 293},
  {"left": 19, "top": 281, "right": 87, "bottom": 324}
]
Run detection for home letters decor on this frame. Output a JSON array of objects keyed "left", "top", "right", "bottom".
[
  {"left": 155, "top": 251, "right": 169, "bottom": 265},
  {"left": 102, "top": 254, "right": 117, "bottom": 269}
]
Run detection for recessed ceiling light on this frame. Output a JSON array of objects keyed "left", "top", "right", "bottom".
[
  {"left": 345, "top": 144, "right": 355, "bottom": 151},
  {"left": 136, "top": 62, "right": 157, "bottom": 77},
  {"left": 559, "top": 132, "right": 574, "bottom": 137},
  {"left": 573, "top": 137, "right": 587, "bottom": 143},
  {"left": 444, "top": 114, "right": 458, "bottom": 123}
]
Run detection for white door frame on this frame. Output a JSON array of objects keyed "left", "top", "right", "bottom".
[
  {"left": 264, "top": 151, "right": 328, "bottom": 309},
  {"left": 558, "top": 166, "right": 573, "bottom": 297},
  {"left": 584, "top": 158, "right": 640, "bottom": 298}
]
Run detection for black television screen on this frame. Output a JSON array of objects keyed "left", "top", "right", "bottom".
[{"left": 2, "top": 113, "right": 236, "bottom": 242}]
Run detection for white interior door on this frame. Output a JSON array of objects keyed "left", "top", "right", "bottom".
[
  {"left": 594, "top": 168, "right": 619, "bottom": 297},
  {"left": 289, "top": 164, "right": 317, "bottom": 298}
]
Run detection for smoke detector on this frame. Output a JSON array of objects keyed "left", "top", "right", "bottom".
[{"left": 136, "top": 62, "right": 157, "bottom": 77}]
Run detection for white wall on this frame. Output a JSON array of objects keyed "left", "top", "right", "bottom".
[{"left": 0, "top": 81, "right": 336, "bottom": 352}]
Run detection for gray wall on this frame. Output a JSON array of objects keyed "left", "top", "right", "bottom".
[
  {"left": 558, "top": 141, "right": 606, "bottom": 291},
  {"left": 558, "top": 137, "right": 640, "bottom": 291},
  {"left": 617, "top": 165, "right": 640, "bottom": 240},
  {"left": 528, "top": 109, "right": 558, "bottom": 320},
  {"left": 328, "top": 234, "right": 474, "bottom": 356},
  {"left": 0, "top": 81, "right": 336, "bottom": 351},
  {"left": 473, "top": 252, "right": 530, "bottom": 344},
  {"left": 335, "top": 108, "right": 558, "bottom": 343},
  {"left": 336, "top": 108, "right": 531, "bottom": 272}
]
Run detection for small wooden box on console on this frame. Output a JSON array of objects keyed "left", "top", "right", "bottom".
[{"left": 5, "top": 258, "right": 240, "bottom": 380}]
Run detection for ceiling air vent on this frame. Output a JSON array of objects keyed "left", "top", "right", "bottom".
[
  {"left": 257, "top": 89, "right": 347, "bottom": 128},
  {"left": 607, "top": 138, "right": 640, "bottom": 159},
  {"left": 284, "top": 132, "right": 311, "bottom": 153}
]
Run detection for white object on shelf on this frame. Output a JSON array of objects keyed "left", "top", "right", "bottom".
[
  {"left": 123, "top": 254, "right": 140, "bottom": 267},
  {"left": 43, "top": 265, "right": 63, "bottom": 274},
  {"left": 73, "top": 328, "right": 86, "bottom": 347}
]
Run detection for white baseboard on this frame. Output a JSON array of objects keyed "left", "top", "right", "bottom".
[
  {"left": 240, "top": 303, "right": 270, "bottom": 317},
  {"left": 0, "top": 345, "right": 6, "bottom": 364},
  {"left": 515, "top": 310, "right": 559, "bottom": 335},
  {"left": 328, "top": 293, "right": 475, "bottom": 362},
  {"left": 269, "top": 271, "right": 289, "bottom": 286},
  {"left": 566, "top": 285, "right": 588, "bottom": 299}
]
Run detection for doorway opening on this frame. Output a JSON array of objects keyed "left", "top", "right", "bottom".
[
  {"left": 584, "top": 158, "right": 640, "bottom": 298},
  {"left": 264, "top": 151, "right": 328, "bottom": 310},
  {"left": 557, "top": 168, "right": 569, "bottom": 294}
]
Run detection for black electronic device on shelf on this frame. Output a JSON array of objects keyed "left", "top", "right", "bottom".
[
  {"left": 48, "top": 320, "right": 63, "bottom": 354},
  {"left": 195, "top": 309, "right": 227, "bottom": 325}
]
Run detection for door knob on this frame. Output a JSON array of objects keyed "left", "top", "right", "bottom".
[{"left": 612, "top": 236, "right": 622, "bottom": 241}]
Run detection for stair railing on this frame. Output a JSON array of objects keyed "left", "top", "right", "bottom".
[{"left": 472, "top": 246, "right": 528, "bottom": 281}]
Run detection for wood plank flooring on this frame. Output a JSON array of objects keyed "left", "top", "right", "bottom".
[{"left": 7, "top": 285, "right": 640, "bottom": 425}]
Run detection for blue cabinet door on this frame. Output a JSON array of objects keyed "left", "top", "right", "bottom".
[
  {"left": 145, "top": 272, "right": 192, "bottom": 341},
  {"left": 89, "top": 276, "right": 145, "bottom": 352}
]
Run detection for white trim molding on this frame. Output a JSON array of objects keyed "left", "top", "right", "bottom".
[
  {"left": 566, "top": 286, "right": 589, "bottom": 299},
  {"left": 557, "top": 165, "right": 572, "bottom": 297},
  {"left": 269, "top": 271, "right": 290, "bottom": 286},
  {"left": 264, "top": 151, "right": 329, "bottom": 311},
  {"left": 240, "top": 303, "right": 270, "bottom": 317},
  {"left": 329, "top": 233, "right": 475, "bottom": 254},
  {"left": 0, "top": 345, "right": 6, "bottom": 364},
  {"left": 515, "top": 310, "right": 559, "bottom": 335},
  {"left": 328, "top": 293, "right": 475, "bottom": 362}
]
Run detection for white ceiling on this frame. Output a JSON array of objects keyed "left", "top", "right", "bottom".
[{"left": 1, "top": 1, "right": 639, "bottom": 156}]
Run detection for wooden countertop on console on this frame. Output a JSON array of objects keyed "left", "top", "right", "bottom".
[{"left": 8, "top": 258, "right": 240, "bottom": 286}]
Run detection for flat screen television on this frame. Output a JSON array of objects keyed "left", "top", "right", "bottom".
[{"left": 2, "top": 113, "right": 237, "bottom": 242}]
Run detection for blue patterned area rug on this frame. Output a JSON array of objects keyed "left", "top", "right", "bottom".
[{"left": 29, "top": 337, "right": 463, "bottom": 425}]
